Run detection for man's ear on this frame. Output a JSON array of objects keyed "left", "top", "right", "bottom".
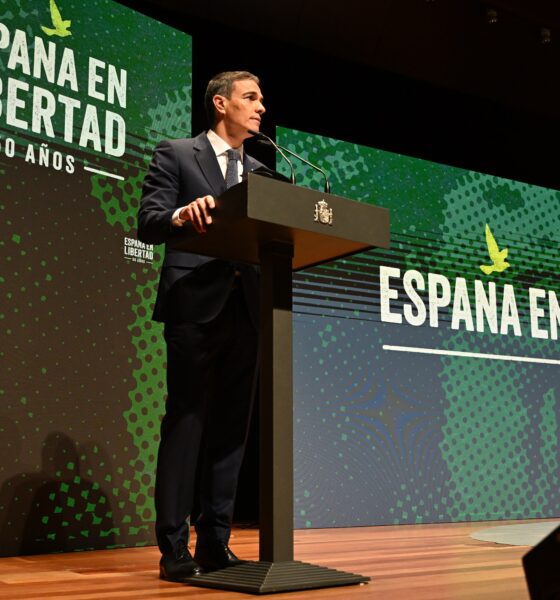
[{"left": 213, "top": 94, "right": 227, "bottom": 117}]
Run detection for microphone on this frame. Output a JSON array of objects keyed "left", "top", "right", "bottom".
[
  {"left": 247, "top": 129, "right": 295, "bottom": 185},
  {"left": 249, "top": 130, "right": 331, "bottom": 194}
]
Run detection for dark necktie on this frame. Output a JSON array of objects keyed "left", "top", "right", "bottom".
[{"left": 225, "top": 148, "right": 241, "bottom": 189}]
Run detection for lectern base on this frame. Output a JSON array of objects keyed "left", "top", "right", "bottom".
[{"left": 184, "top": 560, "right": 370, "bottom": 594}]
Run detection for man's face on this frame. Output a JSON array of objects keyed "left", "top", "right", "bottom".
[{"left": 215, "top": 78, "right": 265, "bottom": 139}]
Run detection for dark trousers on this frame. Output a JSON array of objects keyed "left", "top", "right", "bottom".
[{"left": 155, "top": 287, "right": 258, "bottom": 554}]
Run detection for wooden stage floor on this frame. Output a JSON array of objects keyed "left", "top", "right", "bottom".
[{"left": 0, "top": 519, "right": 539, "bottom": 600}]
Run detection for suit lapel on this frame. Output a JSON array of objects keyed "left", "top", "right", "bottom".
[
  {"left": 194, "top": 132, "right": 260, "bottom": 195},
  {"left": 194, "top": 132, "right": 226, "bottom": 197}
]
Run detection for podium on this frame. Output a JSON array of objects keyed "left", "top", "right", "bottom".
[{"left": 170, "top": 173, "right": 389, "bottom": 593}]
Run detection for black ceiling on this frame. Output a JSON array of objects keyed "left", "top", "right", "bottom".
[
  {"left": 122, "top": 0, "right": 560, "bottom": 119},
  {"left": 117, "top": 0, "right": 560, "bottom": 189}
]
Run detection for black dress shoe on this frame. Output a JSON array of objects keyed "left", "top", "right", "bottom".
[
  {"left": 194, "top": 542, "right": 244, "bottom": 571},
  {"left": 160, "top": 544, "right": 203, "bottom": 582}
]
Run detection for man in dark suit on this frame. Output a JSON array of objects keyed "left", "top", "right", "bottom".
[{"left": 138, "top": 71, "right": 266, "bottom": 581}]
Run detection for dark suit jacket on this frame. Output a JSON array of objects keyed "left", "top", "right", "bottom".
[{"left": 138, "top": 132, "right": 264, "bottom": 324}]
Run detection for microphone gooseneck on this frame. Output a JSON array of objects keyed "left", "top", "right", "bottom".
[
  {"left": 248, "top": 129, "right": 295, "bottom": 185},
  {"left": 248, "top": 130, "right": 331, "bottom": 194},
  {"left": 276, "top": 143, "right": 331, "bottom": 194}
]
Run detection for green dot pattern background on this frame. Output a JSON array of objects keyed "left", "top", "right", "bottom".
[
  {"left": 0, "top": 0, "right": 191, "bottom": 555},
  {"left": 276, "top": 127, "right": 560, "bottom": 529}
]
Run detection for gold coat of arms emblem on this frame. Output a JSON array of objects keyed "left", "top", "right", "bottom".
[{"left": 314, "top": 199, "right": 333, "bottom": 226}]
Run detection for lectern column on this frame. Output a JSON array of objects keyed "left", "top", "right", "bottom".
[{"left": 258, "top": 241, "right": 294, "bottom": 562}]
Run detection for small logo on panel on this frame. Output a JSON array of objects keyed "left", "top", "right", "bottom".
[
  {"left": 314, "top": 199, "right": 333, "bottom": 226},
  {"left": 124, "top": 237, "right": 154, "bottom": 264},
  {"left": 480, "top": 223, "right": 510, "bottom": 275},
  {"left": 41, "top": 0, "right": 72, "bottom": 38}
]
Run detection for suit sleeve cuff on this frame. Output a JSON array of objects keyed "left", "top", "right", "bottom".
[{"left": 171, "top": 207, "right": 186, "bottom": 227}]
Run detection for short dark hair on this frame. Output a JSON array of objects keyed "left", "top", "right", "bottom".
[{"left": 204, "top": 71, "right": 260, "bottom": 127}]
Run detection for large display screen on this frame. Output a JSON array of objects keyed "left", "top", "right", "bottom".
[
  {"left": 277, "top": 127, "right": 560, "bottom": 528},
  {"left": 0, "top": 0, "right": 191, "bottom": 555}
]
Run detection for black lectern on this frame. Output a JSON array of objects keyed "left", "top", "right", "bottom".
[{"left": 170, "top": 174, "right": 390, "bottom": 593}]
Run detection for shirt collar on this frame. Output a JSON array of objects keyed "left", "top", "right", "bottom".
[{"left": 206, "top": 129, "right": 244, "bottom": 161}]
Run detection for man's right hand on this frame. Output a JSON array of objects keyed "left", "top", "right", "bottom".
[{"left": 178, "top": 195, "right": 216, "bottom": 233}]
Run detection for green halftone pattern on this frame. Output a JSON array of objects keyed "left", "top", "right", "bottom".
[
  {"left": 438, "top": 342, "right": 532, "bottom": 520},
  {"left": 90, "top": 162, "right": 145, "bottom": 231},
  {"left": 142, "top": 86, "right": 192, "bottom": 164},
  {"left": 0, "top": 0, "right": 41, "bottom": 33},
  {"left": 0, "top": 0, "right": 192, "bottom": 554},
  {"left": 122, "top": 270, "right": 164, "bottom": 523},
  {"left": 88, "top": 159, "right": 167, "bottom": 527},
  {"left": 80, "top": 0, "right": 191, "bottom": 539},
  {"left": 436, "top": 175, "right": 559, "bottom": 306},
  {"left": 537, "top": 389, "right": 559, "bottom": 497},
  {"left": 275, "top": 128, "right": 457, "bottom": 232},
  {"left": 278, "top": 126, "right": 560, "bottom": 528},
  {"left": 38, "top": 455, "right": 121, "bottom": 546},
  {"left": 87, "top": 85, "right": 192, "bottom": 525},
  {"left": 89, "top": 80, "right": 192, "bottom": 525},
  {"left": 434, "top": 174, "right": 560, "bottom": 521}
]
